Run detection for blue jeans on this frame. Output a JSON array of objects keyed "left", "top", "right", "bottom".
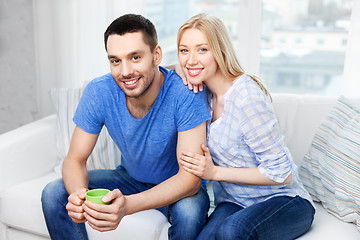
[
  {"left": 198, "top": 196, "right": 315, "bottom": 240},
  {"left": 41, "top": 167, "right": 209, "bottom": 240}
]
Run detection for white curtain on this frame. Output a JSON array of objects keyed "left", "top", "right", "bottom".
[
  {"left": 343, "top": 0, "right": 360, "bottom": 97},
  {"left": 33, "top": 0, "right": 146, "bottom": 117},
  {"left": 237, "top": 0, "right": 262, "bottom": 75}
]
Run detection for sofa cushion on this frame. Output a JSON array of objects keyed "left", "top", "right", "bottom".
[
  {"left": 6, "top": 225, "right": 50, "bottom": 240},
  {"left": 1, "top": 172, "right": 60, "bottom": 237},
  {"left": 86, "top": 210, "right": 170, "bottom": 240},
  {"left": 297, "top": 202, "right": 360, "bottom": 239},
  {"left": 50, "top": 88, "right": 121, "bottom": 171},
  {"left": 1, "top": 171, "right": 170, "bottom": 239},
  {"left": 299, "top": 96, "right": 360, "bottom": 231}
]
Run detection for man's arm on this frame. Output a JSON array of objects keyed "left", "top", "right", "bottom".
[
  {"left": 124, "top": 121, "right": 207, "bottom": 213},
  {"left": 82, "top": 121, "right": 207, "bottom": 232},
  {"left": 62, "top": 126, "right": 98, "bottom": 193},
  {"left": 63, "top": 126, "right": 99, "bottom": 223}
]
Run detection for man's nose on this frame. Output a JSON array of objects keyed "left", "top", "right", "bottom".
[{"left": 121, "top": 61, "right": 134, "bottom": 78}]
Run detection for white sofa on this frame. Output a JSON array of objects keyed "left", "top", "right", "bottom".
[{"left": 0, "top": 94, "right": 359, "bottom": 240}]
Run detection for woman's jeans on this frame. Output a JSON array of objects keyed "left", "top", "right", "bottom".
[
  {"left": 198, "top": 195, "right": 315, "bottom": 240},
  {"left": 41, "top": 167, "right": 209, "bottom": 240}
]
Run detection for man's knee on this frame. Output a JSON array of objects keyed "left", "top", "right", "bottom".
[
  {"left": 41, "top": 178, "right": 67, "bottom": 206},
  {"left": 173, "top": 189, "right": 209, "bottom": 217},
  {"left": 168, "top": 193, "right": 209, "bottom": 240}
]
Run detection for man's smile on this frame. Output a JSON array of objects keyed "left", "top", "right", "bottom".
[{"left": 122, "top": 76, "right": 141, "bottom": 88}]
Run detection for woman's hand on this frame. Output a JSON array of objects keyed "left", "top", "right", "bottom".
[
  {"left": 166, "top": 64, "right": 204, "bottom": 93},
  {"left": 180, "top": 144, "right": 216, "bottom": 180}
]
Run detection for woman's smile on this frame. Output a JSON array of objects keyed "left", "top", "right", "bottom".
[{"left": 187, "top": 68, "right": 203, "bottom": 77}]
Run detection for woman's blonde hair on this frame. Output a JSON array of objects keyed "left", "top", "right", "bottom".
[{"left": 177, "top": 13, "right": 270, "bottom": 97}]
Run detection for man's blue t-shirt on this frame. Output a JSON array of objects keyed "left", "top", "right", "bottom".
[{"left": 73, "top": 66, "right": 211, "bottom": 184}]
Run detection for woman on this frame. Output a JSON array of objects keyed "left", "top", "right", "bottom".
[{"left": 176, "top": 13, "right": 315, "bottom": 240}]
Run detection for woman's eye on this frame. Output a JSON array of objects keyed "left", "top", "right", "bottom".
[
  {"left": 180, "top": 49, "right": 188, "bottom": 53},
  {"left": 199, "top": 48, "right": 207, "bottom": 53}
]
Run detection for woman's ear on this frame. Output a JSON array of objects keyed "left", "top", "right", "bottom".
[{"left": 153, "top": 45, "right": 162, "bottom": 66}]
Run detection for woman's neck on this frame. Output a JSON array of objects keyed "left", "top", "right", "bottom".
[
  {"left": 205, "top": 73, "right": 235, "bottom": 122},
  {"left": 205, "top": 73, "right": 234, "bottom": 100}
]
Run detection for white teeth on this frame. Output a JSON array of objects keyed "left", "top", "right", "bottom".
[
  {"left": 189, "top": 69, "right": 201, "bottom": 75},
  {"left": 125, "top": 79, "right": 137, "bottom": 85}
]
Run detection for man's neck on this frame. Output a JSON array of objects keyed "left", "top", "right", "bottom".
[{"left": 126, "top": 68, "right": 164, "bottom": 119}]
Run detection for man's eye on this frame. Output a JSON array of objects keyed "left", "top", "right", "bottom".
[
  {"left": 132, "top": 56, "right": 140, "bottom": 61},
  {"left": 111, "top": 59, "right": 120, "bottom": 64}
]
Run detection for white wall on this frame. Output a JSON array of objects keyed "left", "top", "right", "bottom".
[
  {"left": 0, "top": 0, "right": 146, "bottom": 134},
  {"left": 0, "top": 0, "right": 38, "bottom": 134}
]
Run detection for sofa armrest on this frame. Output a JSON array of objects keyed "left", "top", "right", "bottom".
[{"left": 0, "top": 114, "right": 58, "bottom": 191}]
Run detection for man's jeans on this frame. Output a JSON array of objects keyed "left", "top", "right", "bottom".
[
  {"left": 41, "top": 167, "right": 209, "bottom": 240},
  {"left": 198, "top": 195, "right": 315, "bottom": 240}
]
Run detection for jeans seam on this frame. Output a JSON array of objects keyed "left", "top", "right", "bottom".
[
  {"left": 75, "top": 223, "right": 85, "bottom": 240},
  {"left": 247, "top": 196, "right": 299, "bottom": 240},
  {"left": 168, "top": 205, "right": 173, "bottom": 240}
]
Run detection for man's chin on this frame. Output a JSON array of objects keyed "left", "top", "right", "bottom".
[{"left": 123, "top": 90, "right": 141, "bottom": 98}]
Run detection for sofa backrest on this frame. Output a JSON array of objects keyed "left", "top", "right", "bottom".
[{"left": 271, "top": 94, "right": 335, "bottom": 166}]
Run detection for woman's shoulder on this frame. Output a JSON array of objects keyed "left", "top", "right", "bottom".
[{"left": 230, "top": 74, "right": 265, "bottom": 99}]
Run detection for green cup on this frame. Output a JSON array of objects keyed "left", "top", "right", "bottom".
[{"left": 85, "top": 189, "right": 110, "bottom": 205}]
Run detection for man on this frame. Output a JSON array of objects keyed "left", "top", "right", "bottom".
[{"left": 41, "top": 14, "right": 211, "bottom": 240}]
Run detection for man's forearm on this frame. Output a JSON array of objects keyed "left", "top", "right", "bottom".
[
  {"left": 124, "top": 171, "right": 201, "bottom": 215},
  {"left": 62, "top": 157, "right": 89, "bottom": 194},
  {"left": 62, "top": 126, "right": 98, "bottom": 194}
]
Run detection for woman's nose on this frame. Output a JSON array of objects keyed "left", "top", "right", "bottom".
[{"left": 187, "top": 51, "right": 198, "bottom": 65}]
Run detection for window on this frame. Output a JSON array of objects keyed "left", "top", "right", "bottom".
[
  {"left": 145, "top": 0, "right": 240, "bottom": 65},
  {"left": 261, "top": 0, "right": 354, "bottom": 96},
  {"left": 317, "top": 38, "right": 325, "bottom": 45},
  {"left": 141, "top": 0, "right": 355, "bottom": 96}
]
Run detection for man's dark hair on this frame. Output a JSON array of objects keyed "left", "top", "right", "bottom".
[{"left": 104, "top": 14, "right": 158, "bottom": 52}]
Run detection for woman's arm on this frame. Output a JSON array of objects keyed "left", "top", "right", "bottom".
[{"left": 180, "top": 144, "right": 292, "bottom": 185}]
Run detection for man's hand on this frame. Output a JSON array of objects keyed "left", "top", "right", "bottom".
[
  {"left": 66, "top": 188, "right": 88, "bottom": 223},
  {"left": 83, "top": 189, "right": 127, "bottom": 232}
]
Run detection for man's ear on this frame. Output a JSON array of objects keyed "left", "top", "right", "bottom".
[{"left": 153, "top": 45, "right": 162, "bottom": 66}]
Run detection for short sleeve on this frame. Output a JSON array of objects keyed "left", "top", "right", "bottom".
[
  {"left": 73, "top": 81, "right": 104, "bottom": 134},
  {"left": 175, "top": 85, "right": 211, "bottom": 132}
]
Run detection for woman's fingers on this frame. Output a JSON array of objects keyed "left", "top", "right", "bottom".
[
  {"left": 201, "top": 144, "right": 211, "bottom": 157},
  {"left": 181, "top": 159, "right": 201, "bottom": 177}
]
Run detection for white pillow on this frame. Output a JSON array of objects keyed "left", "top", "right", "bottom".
[
  {"left": 50, "top": 88, "right": 121, "bottom": 172},
  {"left": 299, "top": 96, "right": 360, "bottom": 231}
]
